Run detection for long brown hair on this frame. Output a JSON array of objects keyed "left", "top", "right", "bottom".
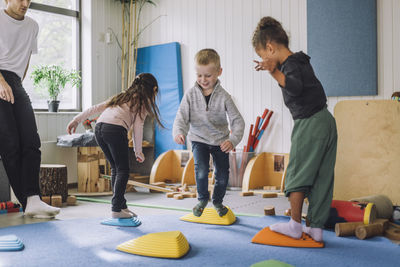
[
  {"left": 252, "top": 16, "right": 289, "bottom": 50},
  {"left": 107, "top": 73, "right": 163, "bottom": 127}
]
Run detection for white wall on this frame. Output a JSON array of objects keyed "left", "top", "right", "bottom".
[
  {"left": 136, "top": 0, "right": 399, "bottom": 153},
  {"left": 22, "top": 0, "right": 400, "bottom": 151},
  {"left": 138, "top": 0, "right": 306, "bottom": 153}
]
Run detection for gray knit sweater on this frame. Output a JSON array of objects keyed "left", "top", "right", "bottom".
[{"left": 173, "top": 80, "right": 245, "bottom": 147}]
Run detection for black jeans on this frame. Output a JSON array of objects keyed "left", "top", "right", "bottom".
[
  {"left": 95, "top": 122, "right": 130, "bottom": 212},
  {"left": 0, "top": 70, "right": 41, "bottom": 210},
  {"left": 191, "top": 141, "right": 230, "bottom": 204}
]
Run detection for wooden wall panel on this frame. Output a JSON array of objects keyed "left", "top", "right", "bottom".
[{"left": 334, "top": 100, "right": 400, "bottom": 205}]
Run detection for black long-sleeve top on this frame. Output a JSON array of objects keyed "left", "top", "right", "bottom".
[{"left": 279, "top": 51, "right": 327, "bottom": 120}]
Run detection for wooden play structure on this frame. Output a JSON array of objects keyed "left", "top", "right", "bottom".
[
  {"left": 334, "top": 100, "right": 400, "bottom": 205},
  {"left": 241, "top": 152, "right": 290, "bottom": 193},
  {"left": 149, "top": 150, "right": 195, "bottom": 186}
]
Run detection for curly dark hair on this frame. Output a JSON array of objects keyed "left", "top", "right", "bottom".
[{"left": 252, "top": 16, "right": 289, "bottom": 50}]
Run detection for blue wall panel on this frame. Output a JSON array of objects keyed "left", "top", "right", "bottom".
[
  {"left": 136, "top": 42, "right": 185, "bottom": 157},
  {"left": 307, "top": 0, "right": 377, "bottom": 96}
]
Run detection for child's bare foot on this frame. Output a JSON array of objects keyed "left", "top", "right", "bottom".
[
  {"left": 122, "top": 208, "right": 137, "bottom": 217},
  {"left": 193, "top": 200, "right": 208, "bottom": 217},
  {"left": 303, "top": 226, "right": 323, "bottom": 242},
  {"left": 112, "top": 210, "right": 133, "bottom": 219},
  {"left": 213, "top": 203, "right": 229, "bottom": 217},
  {"left": 270, "top": 219, "right": 302, "bottom": 239}
]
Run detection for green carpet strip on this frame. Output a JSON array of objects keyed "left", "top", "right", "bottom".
[{"left": 76, "top": 197, "right": 262, "bottom": 217}]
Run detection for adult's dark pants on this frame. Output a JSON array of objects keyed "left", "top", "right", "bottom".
[
  {"left": 0, "top": 70, "right": 41, "bottom": 210},
  {"left": 95, "top": 122, "right": 130, "bottom": 212}
]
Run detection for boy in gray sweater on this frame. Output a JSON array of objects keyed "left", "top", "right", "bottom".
[{"left": 173, "top": 49, "right": 245, "bottom": 217}]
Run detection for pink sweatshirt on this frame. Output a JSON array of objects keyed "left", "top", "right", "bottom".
[{"left": 72, "top": 101, "right": 146, "bottom": 156}]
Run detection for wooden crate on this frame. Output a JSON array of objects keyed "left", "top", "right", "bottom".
[{"left": 78, "top": 160, "right": 99, "bottom": 192}]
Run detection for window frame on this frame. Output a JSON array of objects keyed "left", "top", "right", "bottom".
[{"left": 30, "top": 1, "right": 82, "bottom": 112}]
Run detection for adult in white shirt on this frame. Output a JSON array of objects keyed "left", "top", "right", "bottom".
[{"left": 0, "top": 0, "right": 60, "bottom": 218}]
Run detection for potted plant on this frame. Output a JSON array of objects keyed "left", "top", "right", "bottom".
[{"left": 31, "top": 65, "right": 81, "bottom": 112}]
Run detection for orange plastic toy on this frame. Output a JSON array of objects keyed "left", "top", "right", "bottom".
[{"left": 252, "top": 227, "right": 324, "bottom": 248}]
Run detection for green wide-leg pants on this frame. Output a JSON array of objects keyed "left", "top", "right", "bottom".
[{"left": 284, "top": 108, "right": 337, "bottom": 228}]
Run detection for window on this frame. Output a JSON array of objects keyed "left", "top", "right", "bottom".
[{"left": 24, "top": 0, "right": 81, "bottom": 111}]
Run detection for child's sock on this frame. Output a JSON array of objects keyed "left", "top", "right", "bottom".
[
  {"left": 112, "top": 210, "right": 133, "bottom": 219},
  {"left": 24, "top": 195, "right": 60, "bottom": 218},
  {"left": 213, "top": 203, "right": 229, "bottom": 217},
  {"left": 122, "top": 208, "right": 137, "bottom": 217},
  {"left": 193, "top": 200, "right": 208, "bottom": 217},
  {"left": 269, "top": 218, "right": 302, "bottom": 239},
  {"left": 303, "top": 226, "right": 323, "bottom": 242}
]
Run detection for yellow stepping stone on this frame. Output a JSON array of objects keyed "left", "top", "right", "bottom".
[
  {"left": 117, "top": 231, "right": 190, "bottom": 258},
  {"left": 180, "top": 207, "right": 236, "bottom": 225}
]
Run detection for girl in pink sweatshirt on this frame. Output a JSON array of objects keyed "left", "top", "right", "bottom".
[{"left": 67, "top": 73, "right": 162, "bottom": 219}]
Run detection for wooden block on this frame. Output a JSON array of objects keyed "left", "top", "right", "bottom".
[
  {"left": 42, "top": 196, "right": 51, "bottom": 205},
  {"left": 182, "top": 192, "right": 197, "bottom": 198},
  {"left": 78, "top": 160, "right": 99, "bottom": 193},
  {"left": 166, "top": 192, "right": 178, "bottom": 198},
  {"left": 373, "top": 218, "right": 389, "bottom": 230},
  {"left": 240, "top": 191, "right": 254, "bottom": 196},
  {"left": 167, "top": 186, "right": 179, "bottom": 192},
  {"left": 335, "top": 222, "right": 365, "bottom": 237},
  {"left": 263, "top": 186, "right": 272, "bottom": 190},
  {"left": 97, "top": 178, "right": 105, "bottom": 193},
  {"left": 126, "top": 184, "right": 137, "bottom": 193},
  {"left": 355, "top": 223, "right": 384, "bottom": 240},
  {"left": 188, "top": 186, "right": 197, "bottom": 193},
  {"left": 104, "top": 179, "right": 111, "bottom": 192},
  {"left": 262, "top": 192, "right": 278, "bottom": 198},
  {"left": 127, "top": 180, "right": 173, "bottom": 193},
  {"left": 178, "top": 183, "right": 188, "bottom": 192},
  {"left": 51, "top": 195, "right": 62, "bottom": 207},
  {"left": 173, "top": 194, "right": 184, "bottom": 200},
  {"left": 264, "top": 206, "right": 275, "bottom": 216},
  {"left": 384, "top": 223, "right": 400, "bottom": 241},
  {"left": 151, "top": 182, "right": 166, "bottom": 188},
  {"left": 66, "top": 195, "right": 77, "bottom": 206}
]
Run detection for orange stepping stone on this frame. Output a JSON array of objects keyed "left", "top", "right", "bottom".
[{"left": 252, "top": 227, "right": 324, "bottom": 248}]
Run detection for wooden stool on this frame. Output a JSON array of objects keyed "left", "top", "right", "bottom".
[{"left": 39, "top": 164, "right": 68, "bottom": 202}]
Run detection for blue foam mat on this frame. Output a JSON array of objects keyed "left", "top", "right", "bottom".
[
  {"left": 100, "top": 217, "right": 141, "bottom": 227},
  {"left": 136, "top": 42, "right": 185, "bottom": 157},
  {"left": 0, "top": 235, "right": 24, "bottom": 252},
  {"left": 0, "top": 215, "right": 398, "bottom": 266}
]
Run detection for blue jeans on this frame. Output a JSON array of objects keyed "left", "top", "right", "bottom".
[
  {"left": 95, "top": 123, "right": 130, "bottom": 212},
  {"left": 191, "top": 141, "right": 229, "bottom": 204}
]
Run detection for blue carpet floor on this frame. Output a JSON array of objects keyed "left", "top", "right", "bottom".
[{"left": 0, "top": 215, "right": 398, "bottom": 267}]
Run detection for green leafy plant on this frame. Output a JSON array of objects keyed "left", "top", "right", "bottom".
[{"left": 31, "top": 65, "right": 81, "bottom": 101}]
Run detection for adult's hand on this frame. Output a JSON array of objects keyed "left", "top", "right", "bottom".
[{"left": 0, "top": 76, "right": 15, "bottom": 104}]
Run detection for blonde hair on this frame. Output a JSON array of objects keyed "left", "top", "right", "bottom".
[{"left": 195, "top": 49, "right": 221, "bottom": 69}]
